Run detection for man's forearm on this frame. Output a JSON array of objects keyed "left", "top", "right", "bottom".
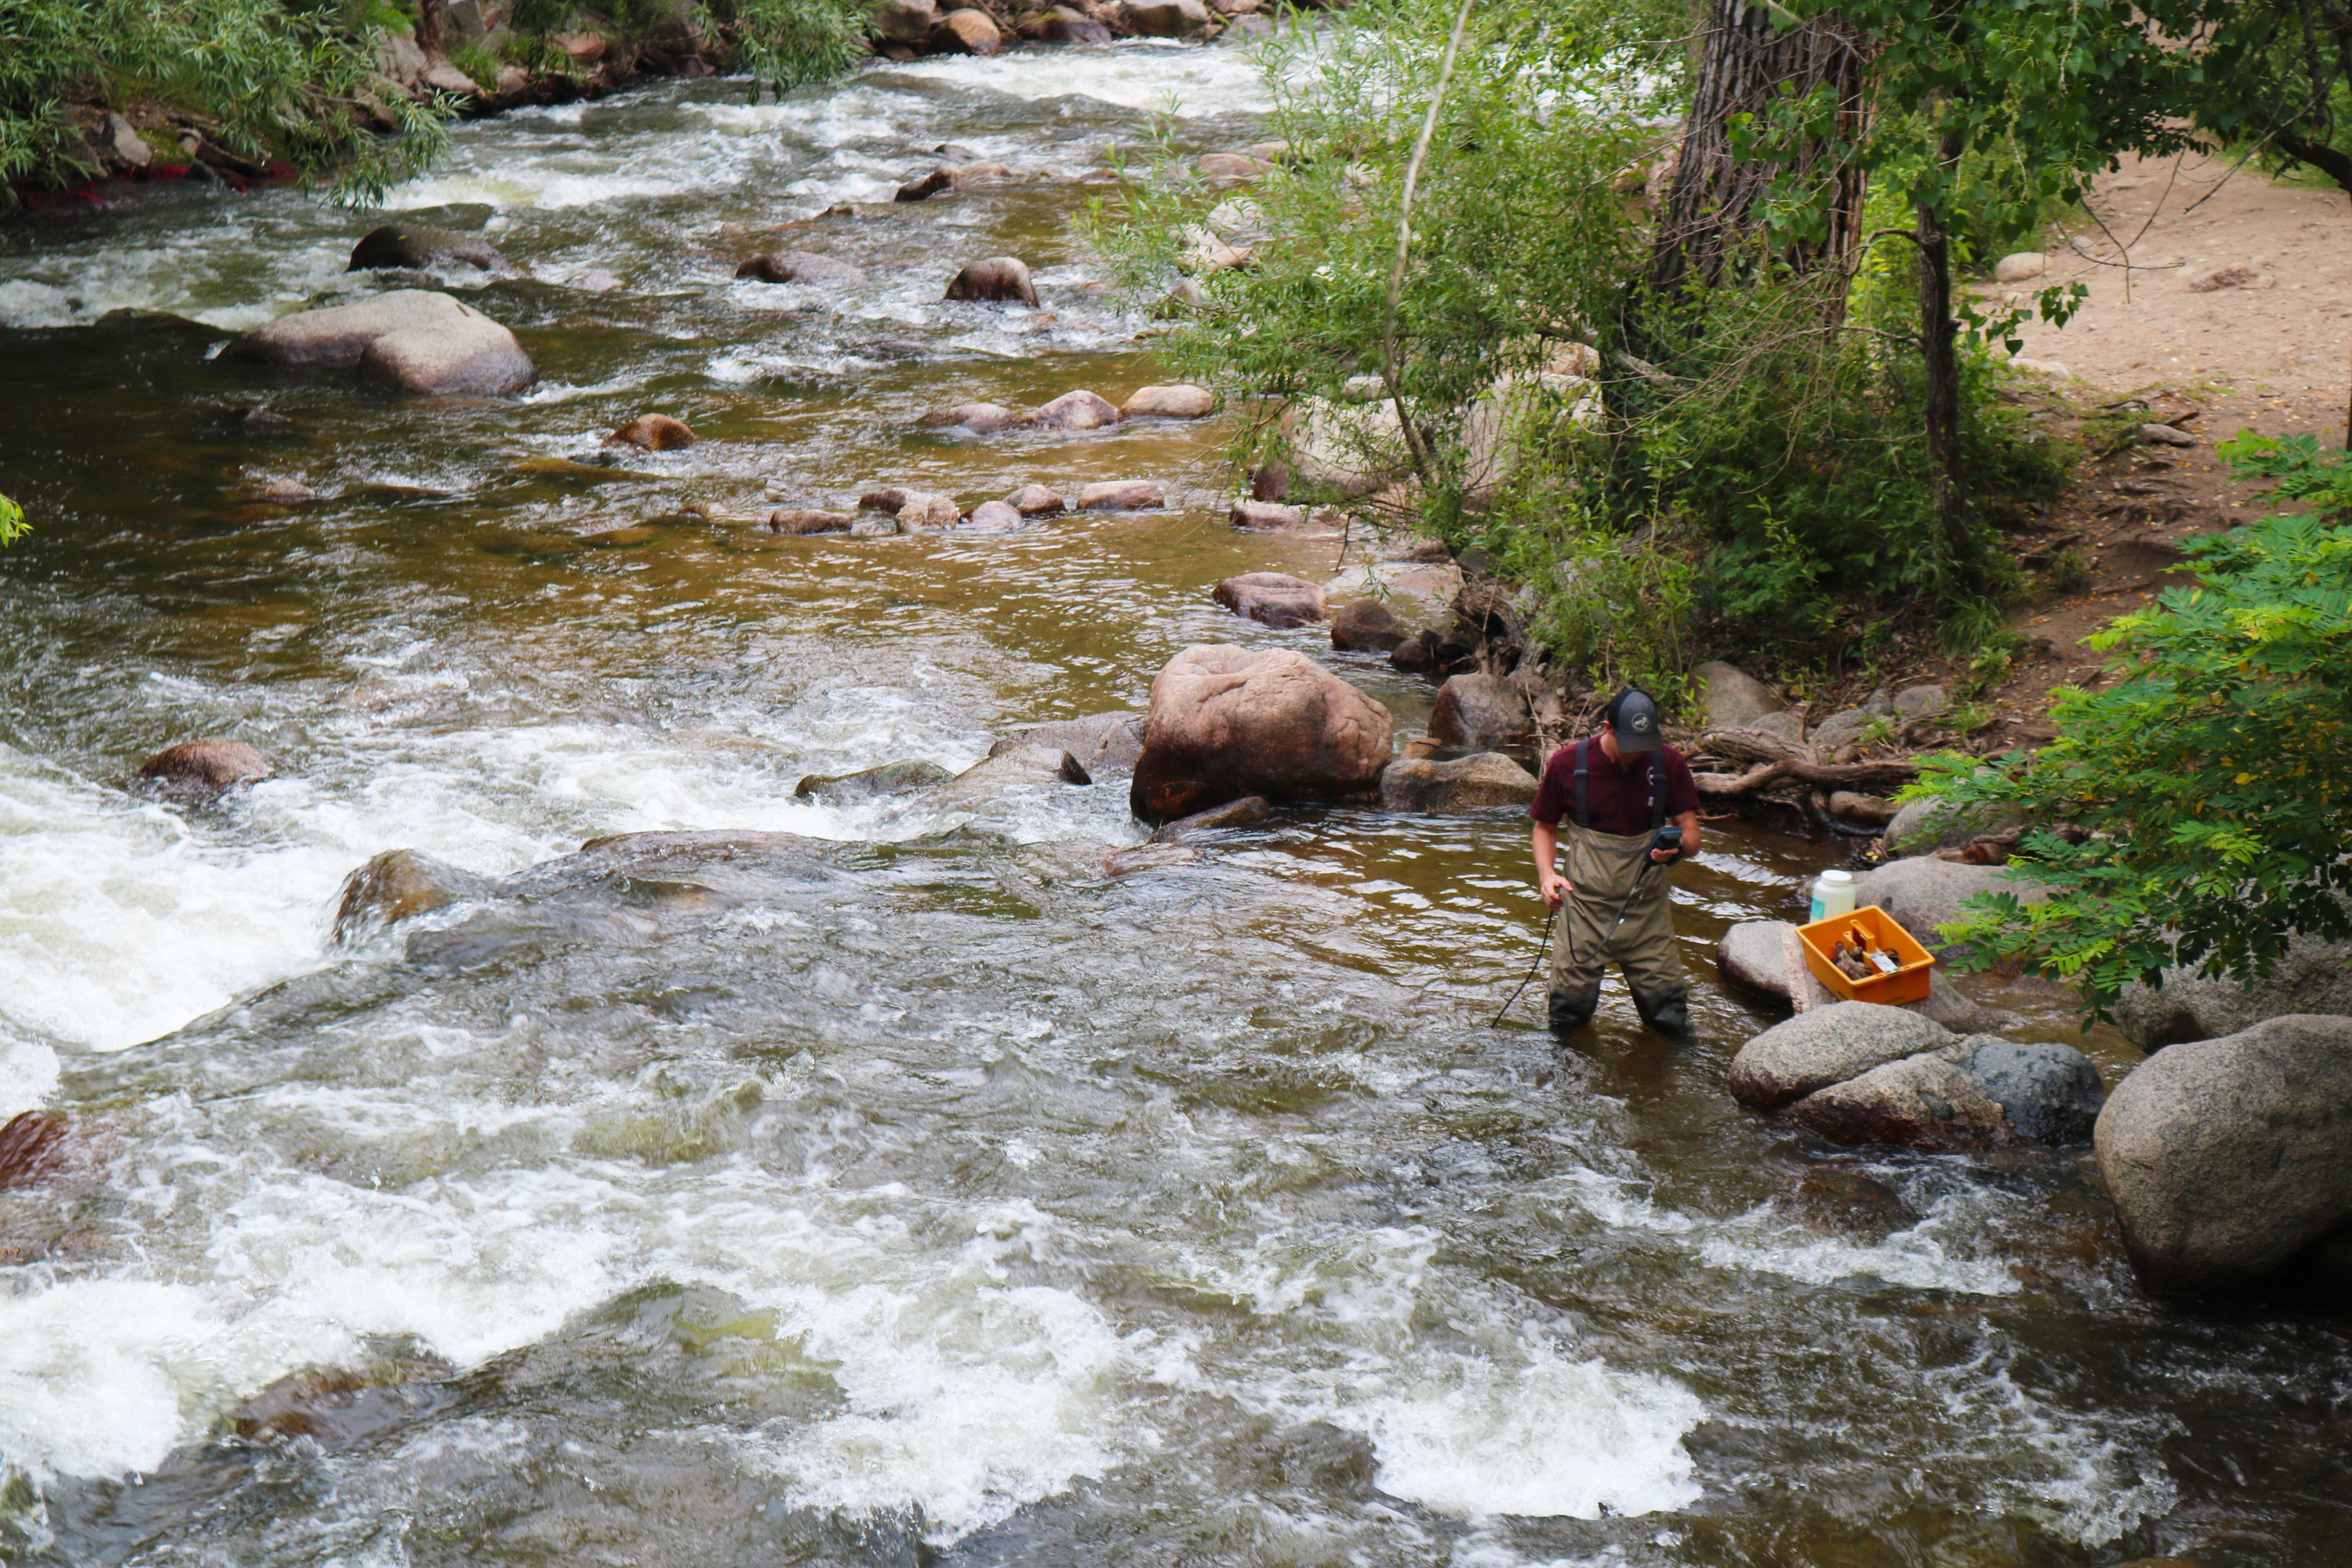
[
  {"left": 1676, "top": 809, "right": 1700, "bottom": 859},
  {"left": 1531, "top": 820, "right": 1558, "bottom": 878}
]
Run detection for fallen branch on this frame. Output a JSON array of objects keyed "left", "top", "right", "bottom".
[{"left": 1692, "top": 757, "right": 1918, "bottom": 798}]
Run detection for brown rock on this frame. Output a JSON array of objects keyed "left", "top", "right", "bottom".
[
  {"left": 136, "top": 739, "right": 273, "bottom": 793},
  {"left": 330, "top": 849, "right": 490, "bottom": 946},
  {"left": 1378, "top": 753, "right": 1537, "bottom": 813},
  {"left": 945, "top": 256, "right": 1039, "bottom": 307},
  {"left": 1074, "top": 480, "right": 1163, "bottom": 510},
  {"left": 991, "top": 711, "right": 1146, "bottom": 774},
  {"left": 1026, "top": 5, "right": 1112, "bottom": 40},
  {"left": 1147, "top": 795, "right": 1270, "bottom": 843},
  {"left": 1129, "top": 644, "right": 1394, "bottom": 822},
  {"left": 917, "top": 402, "right": 1022, "bottom": 433},
  {"left": 348, "top": 224, "right": 503, "bottom": 272},
  {"left": 1005, "top": 484, "right": 1066, "bottom": 517},
  {"left": 1120, "top": 384, "right": 1215, "bottom": 419},
  {"left": 1118, "top": 0, "right": 1214, "bottom": 34},
  {"left": 897, "top": 493, "right": 960, "bottom": 531},
  {"left": 735, "top": 251, "right": 865, "bottom": 285},
  {"left": 0, "top": 1111, "right": 70, "bottom": 1192},
  {"left": 1784, "top": 1047, "right": 2015, "bottom": 1153},
  {"left": 2183, "top": 262, "right": 2257, "bottom": 292},
  {"left": 935, "top": 7, "right": 1003, "bottom": 53},
  {"left": 1330, "top": 598, "right": 1408, "bottom": 653},
  {"left": 963, "top": 500, "right": 1027, "bottom": 532},
  {"left": 859, "top": 487, "right": 914, "bottom": 513},
  {"left": 606, "top": 413, "right": 695, "bottom": 451},
  {"left": 873, "top": 0, "right": 936, "bottom": 43},
  {"left": 1029, "top": 390, "right": 1120, "bottom": 430},
  {"left": 1829, "top": 790, "right": 1897, "bottom": 828},
  {"left": 1212, "top": 572, "right": 1327, "bottom": 628},
  {"left": 1428, "top": 673, "right": 1532, "bottom": 753},
  {"left": 232, "top": 290, "right": 532, "bottom": 396},
  {"left": 1103, "top": 843, "right": 1199, "bottom": 876},
  {"left": 1230, "top": 498, "right": 1306, "bottom": 530},
  {"left": 768, "top": 509, "right": 854, "bottom": 535},
  {"left": 895, "top": 168, "right": 956, "bottom": 202}
]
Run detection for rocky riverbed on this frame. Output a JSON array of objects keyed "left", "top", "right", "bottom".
[{"left": 2, "top": 30, "right": 2348, "bottom": 1568}]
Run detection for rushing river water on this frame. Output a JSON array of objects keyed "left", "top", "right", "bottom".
[{"left": 0, "top": 34, "right": 2347, "bottom": 1568}]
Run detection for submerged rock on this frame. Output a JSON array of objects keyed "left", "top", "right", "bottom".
[
  {"left": 928, "top": 743, "right": 1092, "bottom": 812},
  {"left": 1378, "top": 753, "right": 1537, "bottom": 813},
  {"left": 135, "top": 739, "right": 273, "bottom": 795},
  {"left": 1073, "top": 480, "right": 1164, "bottom": 511},
  {"left": 606, "top": 413, "right": 695, "bottom": 450},
  {"left": 1771, "top": 1165, "right": 1916, "bottom": 1242},
  {"left": 794, "top": 759, "right": 952, "bottom": 803},
  {"left": 347, "top": 224, "right": 503, "bottom": 272},
  {"left": 768, "top": 508, "right": 854, "bottom": 535},
  {"left": 331, "top": 849, "right": 492, "bottom": 946},
  {"left": 1212, "top": 572, "right": 1326, "bottom": 628},
  {"left": 735, "top": 251, "right": 866, "bottom": 285},
  {"left": 0, "top": 1111, "right": 71, "bottom": 1192},
  {"left": 917, "top": 403, "right": 1022, "bottom": 434},
  {"left": 1130, "top": 644, "right": 1393, "bottom": 822},
  {"left": 945, "top": 256, "right": 1039, "bottom": 307},
  {"left": 991, "top": 711, "right": 1147, "bottom": 775},
  {"left": 1147, "top": 794, "right": 1270, "bottom": 843}
]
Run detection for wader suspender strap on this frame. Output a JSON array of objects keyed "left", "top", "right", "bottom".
[{"left": 1571, "top": 738, "right": 1665, "bottom": 833}]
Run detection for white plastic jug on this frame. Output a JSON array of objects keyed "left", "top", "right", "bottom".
[{"left": 1809, "top": 868, "right": 1857, "bottom": 925}]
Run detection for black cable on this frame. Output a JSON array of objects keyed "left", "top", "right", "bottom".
[{"left": 1489, "top": 904, "right": 1558, "bottom": 1027}]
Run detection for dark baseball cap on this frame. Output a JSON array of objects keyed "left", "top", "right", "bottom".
[{"left": 1605, "top": 688, "right": 1662, "bottom": 751}]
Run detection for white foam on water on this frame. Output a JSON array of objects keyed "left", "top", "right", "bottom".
[
  {"left": 889, "top": 38, "right": 1277, "bottom": 117},
  {"left": 1352, "top": 1350, "right": 1704, "bottom": 1519},
  {"left": 0, "top": 1278, "right": 350, "bottom": 1479},
  {"left": 0, "top": 1034, "right": 61, "bottom": 1120}
]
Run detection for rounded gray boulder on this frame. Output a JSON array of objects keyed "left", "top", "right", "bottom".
[
  {"left": 1727, "top": 1001, "right": 1955, "bottom": 1109},
  {"left": 2113, "top": 927, "right": 2352, "bottom": 1052},
  {"left": 1958, "top": 1036, "right": 2103, "bottom": 1144},
  {"left": 2096, "top": 1013, "right": 2352, "bottom": 1293}
]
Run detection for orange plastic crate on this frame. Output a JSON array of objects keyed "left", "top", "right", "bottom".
[{"left": 1796, "top": 904, "right": 1936, "bottom": 1006}]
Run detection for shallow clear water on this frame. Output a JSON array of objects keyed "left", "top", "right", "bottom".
[{"left": 1, "top": 38, "right": 2346, "bottom": 1568}]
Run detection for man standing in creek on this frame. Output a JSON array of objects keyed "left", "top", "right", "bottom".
[{"left": 1530, "top": 688, "right": 1702, "bottom": 1036}]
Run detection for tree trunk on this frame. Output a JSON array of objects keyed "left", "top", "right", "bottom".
[
  {"left": 1650, "top": 0, "right": 1873, "bottom": 302},
  {"left": 1917, "top": 123, "right": 1967, "bottom": 558},
  {"left": 416, "top": 0, "right": 445, "bottom": 54}
]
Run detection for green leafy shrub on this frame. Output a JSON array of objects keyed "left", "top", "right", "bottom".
[
  {"left": 716, "top": 0, "right": 870, "bottom": 94},
  {"left": 0, "top": 493, "right": 24, "bottom": 546},
  {"left": 0, "top": 0, "right": 450, "bottom": 205},
  {"left": 1918, "top": 445, "right": 2352, "bottom": 1020}
]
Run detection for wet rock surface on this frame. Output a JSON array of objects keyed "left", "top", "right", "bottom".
[
  {"left": 231, "top": 289, "right": 533, "bottom": 396},
  {"left": 792, "top": 759, "right": 953, "bottom": 804},
  {"left": 1330, "top": 597, "right": 1409, "bottom": 653},
  {"left": 348, "top": 224, "right": 504, "bottom": 272},
  {"left": 734, "top": 250, "right": 866, "bottom": 285},
  {"left": 2097, "top": 1013, "right": 2352, "bottom": 1293},
  {"left": 1212, "top": 572, "right": 1326, "bottom": 628},
  {"left": 1130, "top": 644, "right": 1394, "bottom": 822},
  {"left": 1378, "top": 753, "right": 1537, "bottom": 813},
  {"left": 990, "top": 711, "right": 1147, "bottom": 775},
  {"left": 1728, "top": 1002, "right": 1957, "bottom": 1110},
  {"left": 134, "top": 739, "right": 273, "bottom": 794}
]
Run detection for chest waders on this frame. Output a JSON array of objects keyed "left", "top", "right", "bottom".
[{"left": 1545, "top": 739, "right": 1692, "bottom": 1035}]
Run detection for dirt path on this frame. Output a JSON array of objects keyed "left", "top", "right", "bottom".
[{"left": 1961, "top": 149, "right": 2352, "bottom": 742}]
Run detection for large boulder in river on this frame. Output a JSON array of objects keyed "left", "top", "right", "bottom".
[
  {"left": 2112, "top": 927, "right": 2352, "bottom": 1052},
  {"left": 231, "top": 290, "right": 532, "bottom": 396},
  {"left": 945, "top": 256, "right": 1039, "bottom": 307},
  {"left": 2096, "top": 1014, "right": 2352, "bottom": 1292},
  {"left": 1213, "top": 573, "right": 1325, "bottom": 628},
  {"left": 135, "top": 739, "right": 273, "bottom": 795},
  {"left": 1727, "top": 1001, "right": 1955, "bottom": 1109},
  {"left": 1851, "top": 856, "right": 2036, "bottom": 955},
  {"left": 347, "top": 224, "right": 503, "bottom": 272},
  {"left": 1379, "top": 753, "right": 1537, "bottom": 813},
  {"left": 1428, "top": 673, "right": 1532, "bottom": 754},
  {"left": 933, "top": 7, "right": 1002, "bottom": 52},
  {"left": 1130, "top": 644, "right": 1394, "bottom": 822},
  {"left": 1781, "top": 1033, "right": 2102, "bottom": 1153},
  {"left": 917, "top": 403, "right": 1021, "bottom": 434},
  {"left": 991, "top": 711, "right": 1147, "bottom": 775},
  {"left": 606, "top": 413, "right": 695, "bottom": 450},
  {"left": 873, "top": 0, "right": 936, "bottom": 44}
]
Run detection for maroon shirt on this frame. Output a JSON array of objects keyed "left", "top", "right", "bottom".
[{"left": 1529, "top": 738, "right": 1699, "bottom": 834}]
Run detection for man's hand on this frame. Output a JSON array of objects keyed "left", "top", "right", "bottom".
[
  {"left": 1540, "top": 871, "right": 1570, "bottom": 909},
  {"left": 1649, "top": 845, "right": 1679, "bottom": 865}
]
